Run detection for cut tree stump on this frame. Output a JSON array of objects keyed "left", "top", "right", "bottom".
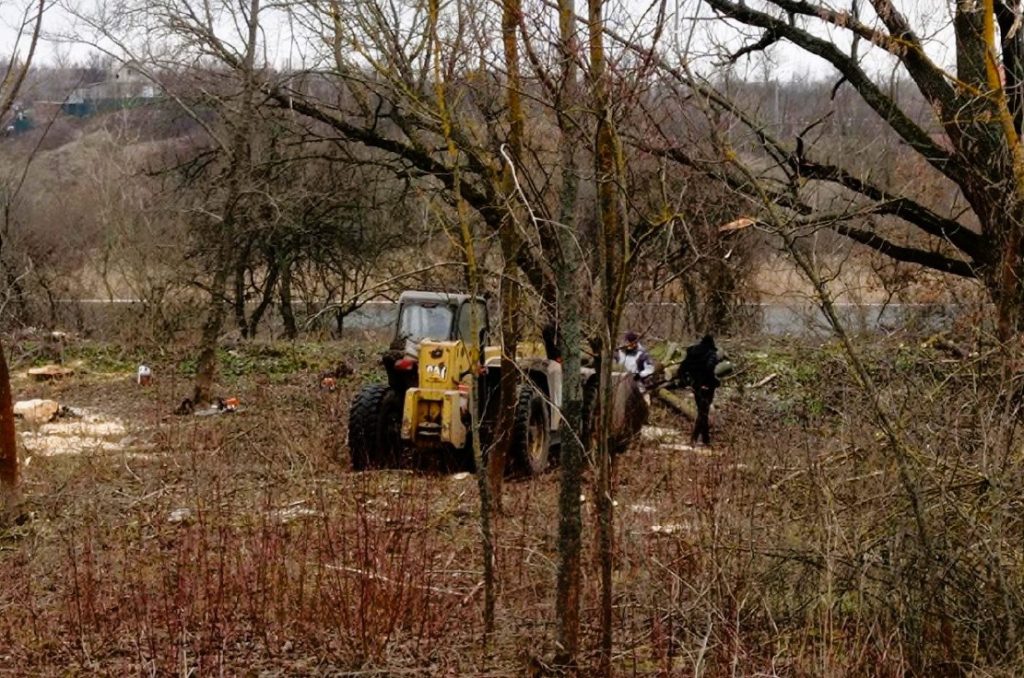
[
  {"left": 28, "top": 364, "right": 74, "bottom": 381},
  {"left": 13, "top": 399, "right": 60, "bottom": 425}
]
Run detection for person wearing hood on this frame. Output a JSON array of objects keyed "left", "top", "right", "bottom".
[{"left": 678, "top": 334, "right": 723, "bottom": 446}]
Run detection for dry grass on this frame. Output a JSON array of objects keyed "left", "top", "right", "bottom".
[{"left": 1, "top": 335, "right": 1023, "bottom": 675}]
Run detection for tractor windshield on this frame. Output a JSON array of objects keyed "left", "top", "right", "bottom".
[{"left": 397, "top": 303, "right": 455, "bottom": 343}]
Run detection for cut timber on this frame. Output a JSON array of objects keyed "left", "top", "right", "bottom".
[
  {"left": 653, "top": 389, "right": 697, "bottom": 421},
  {"left": 13, "top": 399, "right": 60, "bottom": 425},
  {"left": 28, "top": 364, "right": 74, "bottom": 381}
]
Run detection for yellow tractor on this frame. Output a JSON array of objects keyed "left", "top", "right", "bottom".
[{"left": 347, "top": 291, "right": 563, "bottom": 475}]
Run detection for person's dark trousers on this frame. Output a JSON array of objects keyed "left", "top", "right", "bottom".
[{"left": 692, "top": 385, "right": 715, "bottom": 445}]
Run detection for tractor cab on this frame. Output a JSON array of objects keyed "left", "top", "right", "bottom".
[
  {"left": 385, "top": 291, "right": 495, "bottom": 391},
  {"left": 393, "top": 291, "right": 490, "bottom": 354}
]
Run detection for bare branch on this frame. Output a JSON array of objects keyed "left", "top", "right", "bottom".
[
  {"left": 704, "top": 0, "right": 964, "bottom": 184},
  {"left": 0, "top": 0, "right": 45, "bottom": 121}
]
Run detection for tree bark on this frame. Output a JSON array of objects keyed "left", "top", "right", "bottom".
[
  {"left": 553, "top": 0, "right": 584, "bottom": 664},
  {"left": 488, "top": 0, "right": 529, "bottom": 508},
  {"left": 193, "top": 250, "right": 232, "bottom": 405},
  {"left": 279, "top": 257, "right": 297, "bottom": 340},
  {"left": 587, "top": 0, "right": 623, "bottom": 670},
  {"left": 0, "top": 338, "right": 18, "bottom": 519},
  {"left": 246, "top": 251, "right": 281, "bottom": 338},
  {"left": 233, "top": 251, "right": 249, "bottom": 339},
  {"left": 490, "top": 277, "right": 520, "bottom": 506}
]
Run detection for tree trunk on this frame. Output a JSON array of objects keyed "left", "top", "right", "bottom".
[
  {"left": 190, "top": 0, "right": 261, "bottom": 405},
  {"left": 994, "top": 219, "right": 1024, "bottom": 341},
  {"left": 279, "top": 258, "right": 297, "bottom": 339},
  {"left": 588, "top": 0, "right": 623, "bottom": 670},
  {"left": 708, "top": 248, "right": 739, "bottom": 333},
  {"left": 553, "top": 0, "right": 584, "bottom": 661},
  {"left": 553, "top": 249, "right": 584, "bottom": 670},
  {"left": 488, "top": 0, "right": 528, "bottom": 508},
  {"left": 428, "top": 0, "right": 496, "bottom": 639},
  {"left": 490, "top": 276, "right": 520, "bottom": 507},
  {"left": 0, "top": 338, "right": 20, "bottom": 520},
  {"left": 594, "top": 336, "right": 615, "bottom": 678},
  {"left": 247, "top": 251, "right": 281, "bottom": 338},
  {"left": 193, "top": 251, "right": 232, "bottom": 405},
  {"left": 233, "top": 254, "right": 249, "bottom": 339}
]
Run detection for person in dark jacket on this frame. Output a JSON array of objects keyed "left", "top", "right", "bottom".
[{"left": 678, "top": 334, "right": 721, "bottom": 446}]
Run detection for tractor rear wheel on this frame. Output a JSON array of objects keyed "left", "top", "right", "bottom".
[
  {"left": 348, "top": 384, "right": 402, "bottom": 470},
  {"left": 510, "top": 385, "right": 550, "bottom": 476}
]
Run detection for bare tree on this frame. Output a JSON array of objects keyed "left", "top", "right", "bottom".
[{"left": 188, "top": 0, "right": 263, "bottom": 404}]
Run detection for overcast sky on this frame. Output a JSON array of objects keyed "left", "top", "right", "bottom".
[{"left": 1, "top": 0, "right": 956, "bottom": 82}]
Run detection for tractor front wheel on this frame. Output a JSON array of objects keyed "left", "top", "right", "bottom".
[
  {"left": 348, "top": 384, "right": 402, "bottom": 470},
  {"left": 510, "top": 385, "right": 550, "bottom": 476}
]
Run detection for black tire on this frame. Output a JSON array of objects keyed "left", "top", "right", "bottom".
[
  {"left": 581, "top": 375, "right": 646, "bottom": 457},
  {"left": 510, "top": 385, "right": 550, "bottom": 476},
  {"left": 347, "top": 384, "right": 402, "bottom": 471}
]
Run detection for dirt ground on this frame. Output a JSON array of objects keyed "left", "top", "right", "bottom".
[{"left": 0, "top": 339, "right": 846, "bottom": 675}]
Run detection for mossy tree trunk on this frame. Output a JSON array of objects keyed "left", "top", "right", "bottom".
[{"left": 487, "top": 0, "right": 529, "bottom": 509}]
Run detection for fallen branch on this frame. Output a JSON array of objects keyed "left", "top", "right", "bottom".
[{"left": 750, "top": 373, "right": 779, "bottom": 388}]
